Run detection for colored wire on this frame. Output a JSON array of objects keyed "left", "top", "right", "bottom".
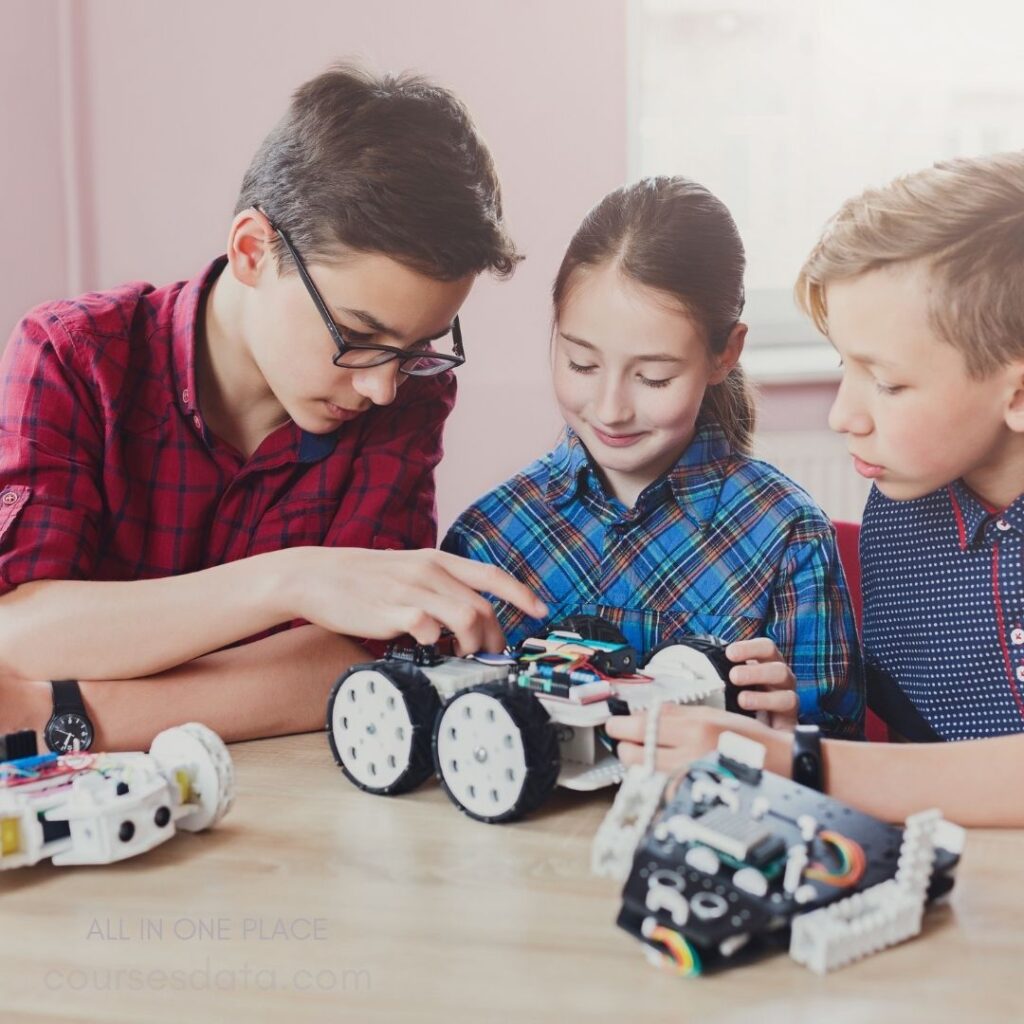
[
  {"left": 650, "top": 927, "right": 702, "bottom": 977},
  {"left": 805, "top": 830, "right": 866, "bottom": 887}
]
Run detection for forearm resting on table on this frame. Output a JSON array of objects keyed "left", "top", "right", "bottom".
[
  {"left": 823, "top": 733, "right": 1024, "bottom": 828},
  {"left": 0, "top": 549, "right": 301, "bottom": 681},
  {"left": 0, "top": 624, "right": 367, "bottom": 751}
]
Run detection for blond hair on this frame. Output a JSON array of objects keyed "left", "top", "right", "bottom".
[{"left": 795, "top": 151, "right": 1024, "bottom": 377}]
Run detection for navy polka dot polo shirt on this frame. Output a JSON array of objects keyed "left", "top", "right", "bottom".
[{"left": 861, "top": 480, "right": 1024, "bottom": 740}]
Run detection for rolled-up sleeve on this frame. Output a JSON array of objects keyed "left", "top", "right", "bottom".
[{"left": 0, "top": 312, "right": 105, "bottom": 595}]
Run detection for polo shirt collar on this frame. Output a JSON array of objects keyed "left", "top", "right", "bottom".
[
  {"left": 171, "top": 256, "right": 339, "bottom": 465},
  {"left": 948, "top": 479, "right": 1024, "bottom": 549}
]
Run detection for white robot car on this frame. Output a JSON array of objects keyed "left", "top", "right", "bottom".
[{"left": 327, "top": 616, "right": 739, "bottom": 824}]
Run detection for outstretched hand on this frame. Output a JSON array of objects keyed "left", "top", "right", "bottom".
[{"left": 283, "top": 547, "right": 547, "bottom": 655}]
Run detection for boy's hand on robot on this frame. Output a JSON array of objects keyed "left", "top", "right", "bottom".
[
  {"left": 724, "top": 637, "right": 799, "bottom": 730},
  {"left": 290, "top": 547, "right": 547, "bottom": 656},
  {"left": 605, "top": 704, "right": 786, "bottom": 776}
]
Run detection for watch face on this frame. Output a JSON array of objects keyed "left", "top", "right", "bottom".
[{"left": 46, "top": 713, "right": 94, "bottom": 753}]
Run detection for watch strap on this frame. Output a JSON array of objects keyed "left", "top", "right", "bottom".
[
  {"left": 51, "top": 679, "right": 86, "bottom": 715},
  {"left": 792, "top": 724, "right": 824, "bottom": 792}
]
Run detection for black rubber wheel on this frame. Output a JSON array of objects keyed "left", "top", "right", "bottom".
[
  {"left": 432, "top": 681, "right": 561, "bottom": 823},
  {"left": 327, "top": 660, "right": 441, "bottom": 795}
]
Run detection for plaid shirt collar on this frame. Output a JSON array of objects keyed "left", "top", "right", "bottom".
[
  {"left": 948, "top": 478, "right": 1024, "bottom": 549},
  {"left": 545, "top": 421, "right": 732, "bottom": 528},
  {"left": 170, "top": 256, "right": 338, "bottom": 466}
]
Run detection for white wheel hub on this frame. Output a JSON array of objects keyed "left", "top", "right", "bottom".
[
  {"left": 435, "top": 691, "right": 527, "bottom": 818},
  {"left": 332, "top": 669, "right": 414, "bottom": 790},
  {"left": 149, "top": 722, "right": 235, "bottom": 832}
]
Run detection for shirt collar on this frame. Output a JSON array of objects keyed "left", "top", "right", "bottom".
[
  {"left": 544, "top": 421, "right": 732, "bottom": 528},
  {"left": 545, "top": 429, "right": 592, "bottom": 507},
  {"left": 665, "top": 421, "right": 732, "bottom": 528},
  {"left": 948, "top": 479, "right": 1024, "bottom": 549},
  {"left": 171, "top": 255, "right": 339, "bottom": 465}
]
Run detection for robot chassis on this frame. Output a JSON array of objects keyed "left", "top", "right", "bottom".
[
  {"left": 0, "top": 723, "right": 235, "bottom": 868},
  {"left": 592, "top": 724, "right": 966, "bottom": 976},
  {"left": 326, "top": 615, "right": 741, "bottom": 824}
]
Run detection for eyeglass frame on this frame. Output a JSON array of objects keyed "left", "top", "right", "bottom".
[{"left": 256, "top": 207, "right": 465, "bottom": 376}]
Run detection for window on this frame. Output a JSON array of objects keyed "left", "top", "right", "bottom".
[{"left": 631, "top": 0, "right": 1024, "bottom": 380}]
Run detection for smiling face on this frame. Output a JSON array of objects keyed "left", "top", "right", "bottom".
[
  {"left": 826, "top": 261, "right": 1024, "bottom": 506},
  {"left": 553, "top": 262, "right": 742, "bottom": 507}
]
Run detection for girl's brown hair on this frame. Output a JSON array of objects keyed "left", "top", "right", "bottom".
[{"left": 552, "top": 177, "right": 754, "bottom": 453}]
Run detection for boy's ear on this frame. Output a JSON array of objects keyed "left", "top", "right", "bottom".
[
  {"left": 1004, "top": 361, "right": 1024, "bottom": 433},
  {"left": 709, "top": 322, "right": 747, "bottom": 384},
  {"left": 226, "top": 209, "right": 276, "bottom": 288}
]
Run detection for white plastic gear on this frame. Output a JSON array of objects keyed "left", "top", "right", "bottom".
[
  {"left": 149, "top": 722, "right": 234, "bottom": 832},
  {"left": 434, "top": 690, "right": 529, "bottom": 819},
  {"left": 643, "top": 646, "right": 727, "bottom": 707},
  {"left": 330, "top": 668, "right": 417, "bottom": 791}
]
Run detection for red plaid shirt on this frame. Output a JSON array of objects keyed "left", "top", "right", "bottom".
[{"left": 0, "top": 258, "right": 455, "bottom": 596}]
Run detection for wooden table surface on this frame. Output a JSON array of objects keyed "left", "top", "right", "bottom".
[{"left": 1, "top": 732, "right": 1020, "bottom": 1023}]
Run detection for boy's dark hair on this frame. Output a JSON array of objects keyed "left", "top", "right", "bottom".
[
  {"left": 235, "top": 64, "right": 521, "bottom": 281},
  {"left": 552, "top": 176, "right": 755, "bottom": 454}
]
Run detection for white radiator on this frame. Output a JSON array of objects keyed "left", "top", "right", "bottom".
[{"left": 753, "top": 431, "right": 872, "bottom": 524}]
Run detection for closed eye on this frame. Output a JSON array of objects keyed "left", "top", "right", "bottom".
[
  {"left": 337, "top": 323, "right": 375, "bottom": 344},
  {"left": 638, "top": 374, "right": 673, "bottom": 389},
  {"left": 568, "top": 359, "right": 598, "bottom": 374}
]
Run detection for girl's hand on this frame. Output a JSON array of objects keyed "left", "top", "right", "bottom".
[
  {"left": 279, "top": 547, "right": 547, "bottom": 655},
  {"left": 604, "top": 704, "right": 793, "bottom": 777},
  {"left": 725, "top": 637, "right": 798, "bottom": 730}
]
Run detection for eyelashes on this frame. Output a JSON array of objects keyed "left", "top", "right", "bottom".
[{"left": 567, "top": 360, "right": 673, "bottom": 388}]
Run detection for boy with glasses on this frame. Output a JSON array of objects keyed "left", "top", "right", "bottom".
[{"left": 0, "top": 64, "right": 545, "bottom": 751}]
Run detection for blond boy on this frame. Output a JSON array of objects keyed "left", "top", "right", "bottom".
[{"left": 607, "top": 151, "right": 1024, "bottom": 826}]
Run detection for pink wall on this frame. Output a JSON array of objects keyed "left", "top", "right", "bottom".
[
  {"left": 1, "top": 0, "right": 837, "bottom": 532},
  {"left": 0, "top": 1, "right": 70, "bottom": 339}
]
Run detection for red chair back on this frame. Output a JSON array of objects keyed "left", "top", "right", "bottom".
[{"left": 833, "top": 520, "right": 887, "bottom": 742}]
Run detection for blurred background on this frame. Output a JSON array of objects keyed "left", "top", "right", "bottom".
[{"left": 3, "top": 0, "right": 1022, "bottom": 529}]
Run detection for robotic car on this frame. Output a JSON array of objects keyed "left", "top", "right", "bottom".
[
  {"left": 326, "top": 615, "right": 743, "bottom": 824},
  {"left": 0, "top": 723, "right": 234, "bottom": 868},
  {"left": 594, "top": 728, "right": 965, "bottom": 976}
]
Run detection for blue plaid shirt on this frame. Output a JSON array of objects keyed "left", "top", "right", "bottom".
[{"left": 443, "top": 423, "right": 864, "bottom": 738}]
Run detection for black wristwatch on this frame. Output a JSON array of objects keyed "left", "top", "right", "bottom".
[
  {"left": 44, "top": 680, "right": 95, "bottom": 753},
  {"left": 791, "top": 724, "right": 824, "bottom": 792}
]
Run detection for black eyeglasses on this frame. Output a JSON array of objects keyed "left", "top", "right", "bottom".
[{"left": 261, "top": 210, "right": 465, "bottom": 377}]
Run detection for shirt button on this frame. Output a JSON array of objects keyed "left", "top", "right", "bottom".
[
  {"left": 996, "top": 519, "right": 1011, "bottom": 531},
  {"left": 181, "top": 388, "right": 190, "bottom": 406},
  {"left": 1016, "top": 665, "right": 1024, "bottom": 683},
  {"left": 193, "top": 414, "right": 203, "bottom": 431},
  {"left": 1013, "top": 628, "right": 1024, "bottom": 646},
  {"left": 1, "top": 491, "right": 17, "bottom": 505}
]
